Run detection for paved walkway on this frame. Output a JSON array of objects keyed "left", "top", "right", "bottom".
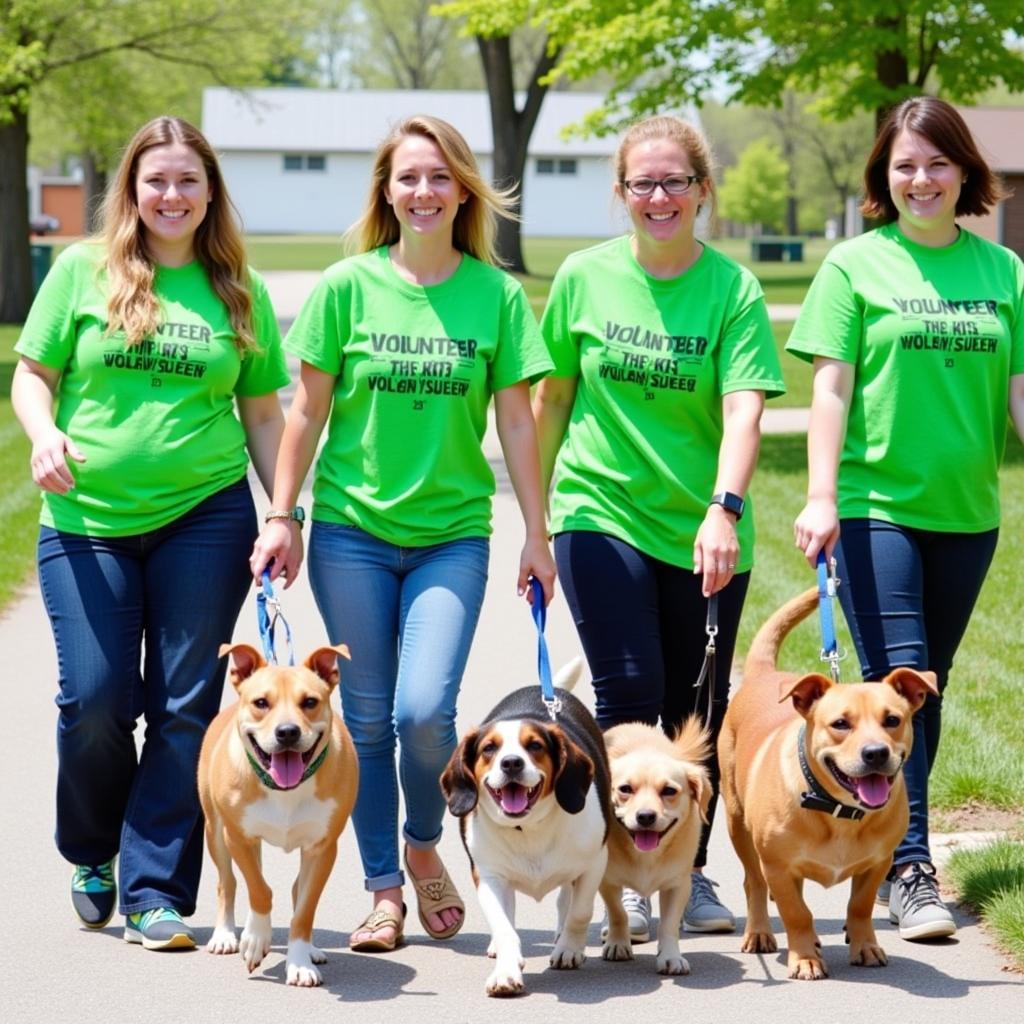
[{"left": 4, "top": 277, "right": 1018, "bottom": 1022}]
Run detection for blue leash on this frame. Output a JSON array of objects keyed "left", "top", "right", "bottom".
[
  {"left": 816, "top": 551, "right": 842, "bottom": 682},
  {"left": 530, "top": 577, "right": 561, "bottom": 719},
  {"left": 257, "top": 567, "right": 294, "bottom": 666}
]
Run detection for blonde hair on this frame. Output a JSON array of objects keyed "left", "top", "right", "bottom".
[
  {"left": 100, "top": 116, "right": 256, "bottom": 350},
  {"left": 346, "top": 115, "right": 516, "bottom": 265},
  {"left": 614, "top": 115, "right": 717, "bottom": 220}
]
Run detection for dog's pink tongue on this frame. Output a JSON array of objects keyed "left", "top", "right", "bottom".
[
  {"left": 270, "top": 751, "right": 304, "bottom": 789},
  {"left": 633, "top": 830, "right": 660, "bottom": 853},
  {"left": 501, "top": 784, "right": 529, "bottom": 814},
  {"left": 855, "top": 773, "right": 892, "bottom": 808}
]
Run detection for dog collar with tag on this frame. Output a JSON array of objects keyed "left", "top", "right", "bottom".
[
  {"left": 246, "top": 742, "right": 329, "bottom": 791},
  {"left": 796, "top": 725, "right": 866, "bottom": 821}
]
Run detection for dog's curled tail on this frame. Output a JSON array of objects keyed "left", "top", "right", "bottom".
[
  {"left": 743, "top": 587, "right": 819, "bottom": 678},
  {"left": 553, "top": 655, "right": 585, "bottom": 693},
  {"left": 671, "top": 715, "right": 712, "bottom": 766}
]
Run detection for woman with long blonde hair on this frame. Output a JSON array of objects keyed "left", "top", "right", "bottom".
[
  {"left": 13, "top": 116, "right": 288, "bottom": 951},
  {"left": 251, "top": 114, "right": 554, "bottom": 952}
]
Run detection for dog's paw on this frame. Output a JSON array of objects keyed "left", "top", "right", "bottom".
[
  {"left": 206, "top": 926, "right": 239, "bottom": 955},
  {"left": 788, "top": 952, "right": 828, "bottom": 980},
  {"left": 657, "top": 953, "right": 690, "bottom": 976},
  {"left": 849, "top": 940, "right": 887, "bottom": 967},
  {"left": 286, "top": 961, "right": 323, "bottom": 987},
  {"left": 285, "top": 940, "right": 324, "bottom": 986},
  {"left": 239, "top": 914, "right": 272, "bottom": 973},
  {"left": 550, "top": 942, "right": 586, "bottom": 969},
  {"left": 740, "top": 930, "right": 777, "bottom": 954},
  {"left": 602, "top": 939, "right": 633, "bottom": 962},
  {"left": 486, "top": 939, "right": 497, "bottom": 959},
  {"left": 486, "top": 964, "right": 525, "bottom": 997}
]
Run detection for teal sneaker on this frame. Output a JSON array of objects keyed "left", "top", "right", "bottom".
[
  {"left": 124, "top": 907, "right": 196, "bottom": 950},
  {"left": 71, "top": 860, "right": 116, "bottom": 929}
]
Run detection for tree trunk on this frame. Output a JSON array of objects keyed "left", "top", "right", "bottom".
[
  {"left": 476, "top": 33, "right": 560, "bottom": 273},
  {"left": 82, "top": 151, "right": 107, "bottom": 233},
  {"left": 0, "top": 109, "right": 33, "bottom": 323},
  {"left": 874, "top": 16, "right": 910, "bottom": 131}
]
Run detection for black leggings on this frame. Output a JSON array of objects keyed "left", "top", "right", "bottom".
[{"left": 554, "top": 530, "right": 750, "bottom": 867}]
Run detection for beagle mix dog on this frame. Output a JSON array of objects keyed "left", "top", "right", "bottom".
[{"left": 441, "top": 682, "right": 611, "bottom": 997}]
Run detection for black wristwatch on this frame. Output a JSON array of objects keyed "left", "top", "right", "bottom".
[
  {"left": 264, "top": 506, "right": 306, "bottom": 529},
  {"left": 709, "top": 491, "right": 745, "bottom": 521}
]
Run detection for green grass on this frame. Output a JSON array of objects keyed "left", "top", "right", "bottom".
[
  {"left": 946, "top": 839, "right": 1024, "bottom": 968},
  {"left": 0, "top": 325, "right": 39, "bottom": 611}
]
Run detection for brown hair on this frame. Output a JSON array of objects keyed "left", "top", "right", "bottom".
[
  {"left": 861, "top": 97, "right": 1009, "bottom": 221},
  {"left": 100, "top": 116, "right": 256, "bottom": 350},
  {"left": 613, "top": 115, "right": 716, "bottom": 219},
  {"left": 346, "top": 115, "right": 516, "bottom": 265}
]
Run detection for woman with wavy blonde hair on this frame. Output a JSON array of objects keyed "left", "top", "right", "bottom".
[
  {"left": 252, "top": 114, "right": 554, "bottom": 952},
  {"left": 12, "top": 115, "right": 289, "bottom": 951}
]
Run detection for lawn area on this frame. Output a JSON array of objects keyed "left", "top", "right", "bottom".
[{"left": 0, "top": 324, "right": 39, "bottom": 610}]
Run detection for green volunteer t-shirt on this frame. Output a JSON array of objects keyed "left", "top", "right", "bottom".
[
  {"left": 285, "top": 247, "right": 552, "bottom": 546},
  {"left": 786, "top": 223, "right": 1024, "bottom": 532},
  {"left": 15, "top": 243, "right": 289, "bottom": 536},
  {"left": 542, "top": 236, "right": 785, "bottom": 570}
]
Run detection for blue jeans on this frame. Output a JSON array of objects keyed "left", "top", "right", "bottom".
[
  {"left": 37, "top": 478, "right": 256, "bottom": 916},
  {"left": 835, "top": 518, "right": 998, "bottom": 869},
  {"left": 308, "top": 523, "right": 489, "bottom": 891},
  {"left": 554, "top": 530, "right": 751, "bottom": 868}
]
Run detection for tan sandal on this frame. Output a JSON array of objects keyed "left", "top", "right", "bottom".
[
  {"left": 404, "top": 848, "right": 465, "bottom": 940},
  {"left": 348, "top": 901, "right": 406, "bottom": 952}
]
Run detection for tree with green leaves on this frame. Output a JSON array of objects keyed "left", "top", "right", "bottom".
[
  {"left": 0, "top": 0, "right": 294, "bottom": 322},
  {"left": 718, "top": 138, "right": 789, "bottom": 233}
]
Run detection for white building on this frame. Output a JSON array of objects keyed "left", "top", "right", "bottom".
[{"left": 202, "top": 87, "right": 628, "bottom": 237}]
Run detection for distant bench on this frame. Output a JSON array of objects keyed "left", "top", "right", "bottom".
[{"left": 750, "top": 237, "right": 804, "bottom": 262}]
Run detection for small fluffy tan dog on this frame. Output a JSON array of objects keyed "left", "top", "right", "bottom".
[
  {"left": 718, "top": 588, "right": 937, "bottom": 980},
  {"left": 198, "top": 643, "right": 358, "bottom": 987},
  {"left": 600, "top": 719, "right": 711, "bottom": 975}
]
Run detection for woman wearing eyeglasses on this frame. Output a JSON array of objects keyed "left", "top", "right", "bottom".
[{"left": 534, "top": 115, "right": 784, "bottom": 940}]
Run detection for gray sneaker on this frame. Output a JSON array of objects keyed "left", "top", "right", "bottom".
[
  {"left": 600, "top": 888, "right": 651, "bottom": 944},
  {"left": 888, "top": 863, "right": 956, "bottom": 940},
  {"left": 683, "top": 872, "right": 735, "bottom": 933}
]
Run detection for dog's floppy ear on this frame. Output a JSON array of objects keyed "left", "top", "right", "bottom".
[
  {"left": 305, "top": 644, "right": 352, "bottom": 687},
  {"left": 219, "top": 643, "right": 266, "bottom": 689},
  {"left": 551, "top": 726, "right": 595, "bottom": 815},
  {"left": 883, "top": 667, "right": 938, "bottom": 712},
  {"left": 686, "top": 764, "right": 712, "bottom": 824},
  {"left": 779, "top": 673, "right": 833, "bottom": 716},
  {"left": 440, "top": 729, "right": 480, "bottom": 817}
]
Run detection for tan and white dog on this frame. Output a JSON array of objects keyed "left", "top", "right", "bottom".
[
  {"left": 198, "top": 643, "right": 358, "bottom": 986},
  {"left": 441, "top": 675, "right": 610, "bottom": 997},
  {"left": 718, "top": 588, "right": 937, "bottom": 980},
  {"left": 600, "top": 718, "right": 711, "bottom": 975}
]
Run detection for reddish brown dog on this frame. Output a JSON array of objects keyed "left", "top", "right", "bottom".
[
  {"left": 718, "top": 589, "right": 937, "bottom": 980},
  {"left": 198, "top": 644, "right": 357, "bottom": 986}
]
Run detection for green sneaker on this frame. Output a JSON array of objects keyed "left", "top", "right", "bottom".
[
  {"left": 71, "top": 860, "right": 116, "bottom": 929},
  {"left": 124, "top": 907, "right": 196, "bottom": 950}
]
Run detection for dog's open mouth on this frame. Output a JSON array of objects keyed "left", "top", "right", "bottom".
[
  {"left": 249, "top": 735, "right": 320, "bottom": 790},
  {"left": 826, "top": 759, "right": 893, "bottom": 808},
  {"left": 626, "top": 818, "right": 676, "bottom": 852},
  {"left": 486, "top": 781, "right": 541, "bottom": 817}
]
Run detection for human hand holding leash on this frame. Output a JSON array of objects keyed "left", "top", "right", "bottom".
[
  {"left": 794, "top": 496, "right": 840, "bottom": 567},
  {"left": 250, "top": 520, "right": 304, "bottom": 588},
  {"left": 694, "top": 504, "right": 739, "bottom": 597}
]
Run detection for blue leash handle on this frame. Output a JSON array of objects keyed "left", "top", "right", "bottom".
[
  {"left": 257, "top": 567, "right": 294, "bottom": 666},
  {"left": 816, "top": 551, "right": 840, "bottom": 681},
  {"left": 529, "top": 577, "right": 559, "bottom": 715}
]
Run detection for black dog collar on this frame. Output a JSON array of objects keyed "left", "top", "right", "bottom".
[{"left": 797, "top": 725, "right": 865, "bottom": 821}]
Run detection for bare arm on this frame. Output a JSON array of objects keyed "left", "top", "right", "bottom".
[
  {"left": 1010, "top": 372, "right": 1024, "bottom": 444},
  {"left": 531, "top": 375, "right": 578, "bottom": 495},
  {"left": 793, "top": 357, "right": 855, "bottom": 566},
  {"left": 494, "top": 381, "right": 557, "bottom": 605},
  {"left": 12, "top": 357, "right": 86, "bottom": 494},
  {"left": 249, "top": 362, "right": 336, "bottom": 587},
  {"left": 693, "top": 389, "right": 765, "bottom": 597},
  {"left": 237, "top": 392, "right": 285, "bottom": 500}
]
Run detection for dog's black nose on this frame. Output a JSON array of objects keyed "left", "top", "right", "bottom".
[
  {"left": 860, "top": 743, "right": 890, "bottom": 769},
  {"left": 275, "top": 723, "right": 301, "bottom": 747},
  {"left": 635, "top": 810, "right": 657, "bottom": 829},
  {"left": 500, "top": 754, "right": 524, "bottom": 776}
]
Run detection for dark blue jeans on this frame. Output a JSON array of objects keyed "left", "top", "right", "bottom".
[
  {"left": 835, "top": 518, "right": 998, "bottom": 869},
  {"left": 37, "top": 478, "right": 257, "bottom": 916},
  {"left": 554, "top": 530, "right": 750, "bottom": 868}
]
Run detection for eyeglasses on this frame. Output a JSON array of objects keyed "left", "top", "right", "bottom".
[{"left": 621, "top": 175, "right": 702, "bottom": 197}]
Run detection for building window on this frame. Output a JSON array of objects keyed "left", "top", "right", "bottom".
[
  {"left": 536, "top": 158, "right": 577, "bottom": 176},
  {"left": 283, "top": 154, "right": 327, "bottom": 172}
]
